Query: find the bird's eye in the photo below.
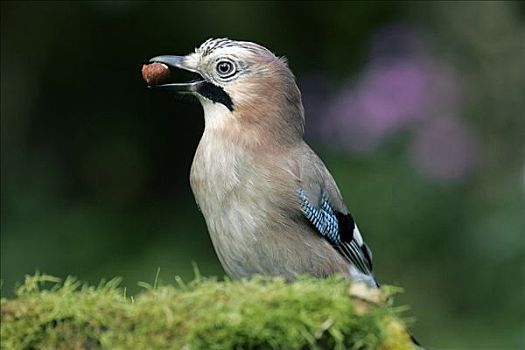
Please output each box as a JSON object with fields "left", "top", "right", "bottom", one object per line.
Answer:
{"left": 216, "top": 60, "right": 236, "bottom": 78}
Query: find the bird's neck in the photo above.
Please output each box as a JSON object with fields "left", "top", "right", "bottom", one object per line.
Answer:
{"left": 198, "top": 97, "right": 304, "bottom": 151}
{"left": 199, "top": 97, "right": 234, "bottom": 131}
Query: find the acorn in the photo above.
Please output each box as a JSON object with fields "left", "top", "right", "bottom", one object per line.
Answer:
{"left": 141, "top": 62, "right": 170, "bottom": 86}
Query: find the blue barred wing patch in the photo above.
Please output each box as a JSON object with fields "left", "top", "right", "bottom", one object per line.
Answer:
{"left": 298, "top": 188, "right": 340, "bottom": 244}
{"left": 298, "top": 188, "right": 374, "bottom": 278}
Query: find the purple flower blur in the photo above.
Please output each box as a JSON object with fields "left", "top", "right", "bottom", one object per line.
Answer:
{"left": 409, "top": 116, "right": 479, "bottom": 181}
{"left": 302, "top": 24, "right": 479, "bottom": 182}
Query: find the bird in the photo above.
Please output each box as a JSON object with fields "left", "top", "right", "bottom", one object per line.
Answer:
{"left": 148, "top": 38, "right": 378, "bottom": 287}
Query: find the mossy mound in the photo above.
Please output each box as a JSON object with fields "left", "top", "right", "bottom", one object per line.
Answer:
{"left": 1, "top": 273, "right": 415, "bottom": 349}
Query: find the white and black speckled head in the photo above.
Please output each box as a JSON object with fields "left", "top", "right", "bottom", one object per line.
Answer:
{"left": 149, "top": 38, "right": 305, "bottom": 145}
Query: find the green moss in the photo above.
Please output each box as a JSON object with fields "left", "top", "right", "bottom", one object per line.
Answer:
{"left": 1, "top": 273, "right": 416, "bottom": 349}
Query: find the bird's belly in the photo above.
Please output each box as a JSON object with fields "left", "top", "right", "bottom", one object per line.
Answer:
{"left": 191, "top": 178, "right": 274, "bottom": 278}
{"left": 206, "top": 209, "right": 350, "bottom": 280}
{"left": 191, "top": 178, "right": 349, "bottom": 279}
{"left": 189, "top": 138, "right": 350, "bottom": 280}
{"left": 189, "top": 142, "right": 262, "bottom": 277}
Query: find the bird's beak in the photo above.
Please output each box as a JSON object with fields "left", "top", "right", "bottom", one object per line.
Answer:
{"left": 148, "top": 55, "right": 204, "bottom": 92}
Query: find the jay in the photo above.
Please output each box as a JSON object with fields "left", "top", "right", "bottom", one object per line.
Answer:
{"left": 148, "top": 38, "right": 379, "bottom": 287}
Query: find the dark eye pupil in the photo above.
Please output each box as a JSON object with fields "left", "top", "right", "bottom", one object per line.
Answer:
{"left": 218, "top": 62, "right": 232, "bottom": 74}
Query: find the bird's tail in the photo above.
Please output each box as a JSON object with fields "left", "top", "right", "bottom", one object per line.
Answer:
{"left": 410, "top": 333, "right": 425, "bottom": 349}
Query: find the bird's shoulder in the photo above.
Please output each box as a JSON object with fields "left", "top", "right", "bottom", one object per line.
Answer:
{"left": 285, "top": 142, "right": 347, "bottom": 214}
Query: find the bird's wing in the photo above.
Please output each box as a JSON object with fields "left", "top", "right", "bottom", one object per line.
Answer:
{"left": 294, "top": 143, "right": 376, "bottom": 283}
{"left": 297, "top": 188, "right": 373, "bottom": 276}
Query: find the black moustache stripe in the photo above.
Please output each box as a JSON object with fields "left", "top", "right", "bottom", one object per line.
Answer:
{"left": 197, "top": 82, "right": 234, "bottom": 112}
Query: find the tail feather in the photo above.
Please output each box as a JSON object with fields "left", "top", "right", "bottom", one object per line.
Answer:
{"left": 410, "top": 333, "right": 424, "bottom": 349}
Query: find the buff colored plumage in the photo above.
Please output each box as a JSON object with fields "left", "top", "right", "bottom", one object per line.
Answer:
{"left": 149, "top": 38, "right": 377, "bottom": 286}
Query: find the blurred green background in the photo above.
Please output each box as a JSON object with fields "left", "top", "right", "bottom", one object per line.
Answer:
{"left": 1, "top": 1, "right": 524, "bottom": 348}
